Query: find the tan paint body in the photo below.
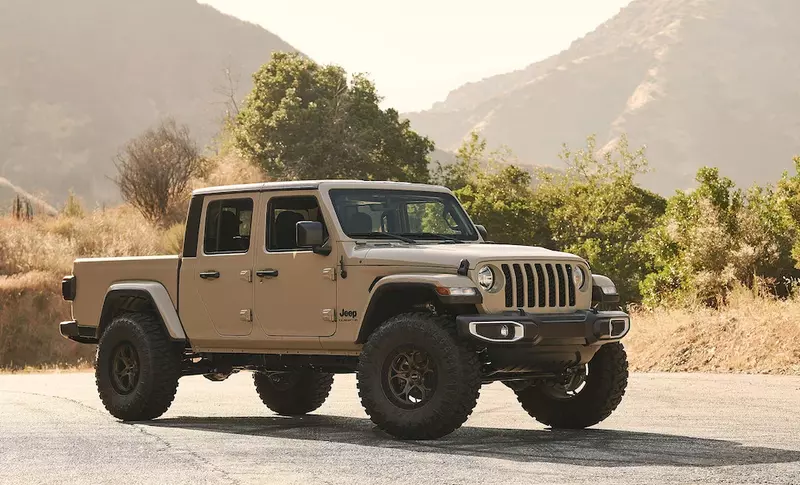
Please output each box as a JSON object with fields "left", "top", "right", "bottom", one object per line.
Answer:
{"left": 69, "top": 181, "right": 593, "bottom": 355}
{"left": 71, "top": 256, "right": 180, "bottom": 328}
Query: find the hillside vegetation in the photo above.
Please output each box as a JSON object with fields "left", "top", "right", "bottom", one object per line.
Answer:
{"left": 3, "top": 45, "right": 800, "bottom": 374}
{"left": 406, "top": 0, "right": 800, "bottom": 195}
{"left": 0, "top": 155, "right": 264, "bottom": 368}
{"left": 0, "top": 0, "right": 298, "bottom": 204}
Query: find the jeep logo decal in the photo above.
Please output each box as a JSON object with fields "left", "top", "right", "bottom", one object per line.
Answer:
{"left": 339, "top": 309, "right": 358, "bottom": 321}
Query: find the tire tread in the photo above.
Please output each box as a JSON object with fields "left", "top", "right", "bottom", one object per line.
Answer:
{"left": 253, "top": 371, "right": 334, "bottom": 416}
{"left": 357, "top": 312, "right": 481, "bottom": 440}
{"left": 515, "top": 342, "right": 628, "bottom": 429}
{"left": 96, "top": 312, "right": 182, "bottom": 421}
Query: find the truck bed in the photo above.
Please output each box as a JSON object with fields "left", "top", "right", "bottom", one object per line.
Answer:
{"left": 70, "top": 255, "right": 180, "bottom": 331}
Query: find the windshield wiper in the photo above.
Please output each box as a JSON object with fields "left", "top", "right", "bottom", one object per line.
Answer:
{"left": 350, "top": 232, "right": 417, "bottom": 244}
{"left": 409, "top": 233, "right": 465, "bottom": 244}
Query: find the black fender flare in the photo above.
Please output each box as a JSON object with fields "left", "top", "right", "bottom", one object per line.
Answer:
{"left": 99, "top": 282, "right": 187, "bottom": 341}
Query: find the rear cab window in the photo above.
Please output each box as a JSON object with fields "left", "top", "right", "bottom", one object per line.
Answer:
{"left": 203, "top": 198, "right": 254, "bottom": 254}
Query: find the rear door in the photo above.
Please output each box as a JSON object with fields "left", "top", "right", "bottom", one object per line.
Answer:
{"left": 191, "top": 193, "right": 257, "bottom": 337}
{"left": 253, "top": 192, "right": 337, "bottom": 337}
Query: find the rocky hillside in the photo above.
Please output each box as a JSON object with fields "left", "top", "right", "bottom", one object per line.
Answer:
{"left": 0, "top": 0, "right": 297, "bottom": 205}
{"left": 405, "top": 0, "right": 800, "bottom": 193}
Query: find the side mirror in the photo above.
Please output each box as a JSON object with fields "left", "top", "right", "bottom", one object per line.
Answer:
{"left": 296, "top": 221, "right": 330, "bottom": 255}
{"left": 475, "top": 224, "right": 488, "bottom": 240}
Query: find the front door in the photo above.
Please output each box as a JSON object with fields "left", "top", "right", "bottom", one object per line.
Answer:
{"left": 254, "top": 193, "right": 337, "bottom": 337}
{"left": 193, "top": 194, "right": 256, "bottom": 336}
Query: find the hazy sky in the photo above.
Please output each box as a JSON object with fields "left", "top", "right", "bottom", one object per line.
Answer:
{"left": 200, "top": 1, "right": 632, "bottom": 112}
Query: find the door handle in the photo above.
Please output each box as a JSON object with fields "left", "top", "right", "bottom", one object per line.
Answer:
{"left": 256, "top": 269, "right": 279, "bottom": 278}
{"left": 199, "top": 271, "right": 220, "bottom": 280}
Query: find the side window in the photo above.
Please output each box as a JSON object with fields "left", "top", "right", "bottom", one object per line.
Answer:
{"left": 203, "top": 198, "right": 254, "bottom": 254}
{"left": 267, "top": 196, "right": 328, "bottom": 251}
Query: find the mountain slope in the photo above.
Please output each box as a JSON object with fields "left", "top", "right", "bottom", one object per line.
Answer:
{"left": 0, "top": 0, "right": 298, "bottom": 205}
{"left": 405, "top": 0, "right": 800, "bottom": 193}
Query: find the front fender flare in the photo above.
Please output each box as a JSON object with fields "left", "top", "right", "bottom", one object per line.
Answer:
{"left": 101, "top": 281, "right": 187, "bottom": 340}
{"left": 356, "top": 274, "right": 481, "bottom": 343}
{"left": 370, "top": 273, "right": 481, "bottom": 304}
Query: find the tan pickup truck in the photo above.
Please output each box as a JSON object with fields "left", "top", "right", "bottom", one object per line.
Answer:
{"left": 60, "top": 180, "right": 629, "bottom": 440}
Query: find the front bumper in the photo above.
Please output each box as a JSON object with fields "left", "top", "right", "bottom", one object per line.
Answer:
{"left": 456, "top": 309, "right": 630, "bottom": 346}
{"left": 59, "top": 321, "right": 98, "bottom": 344}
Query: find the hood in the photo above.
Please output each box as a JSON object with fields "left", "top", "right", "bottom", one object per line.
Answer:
{"left": 350, "top": 243, "right": 585, "bottom": 269}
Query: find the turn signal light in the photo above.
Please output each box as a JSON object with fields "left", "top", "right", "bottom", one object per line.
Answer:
{"left": 436, "top": 287, "right": 478, "bottom": 297}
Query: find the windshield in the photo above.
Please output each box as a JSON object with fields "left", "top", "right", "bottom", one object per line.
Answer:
{"left": 329, "top": 189, "right": 479, "bottom": 242}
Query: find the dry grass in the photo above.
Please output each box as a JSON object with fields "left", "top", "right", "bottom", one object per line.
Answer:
{"left": 0, "top": 207, "right": 171, "bottom": 369}
{"left": 0, "top": 205, "right": 168, "bottom": 276}
{"left": 196, "top": 152, "right": 267, "bottom": 188}
{"left": 0, "top": 153, "right": 267, "bottom": 369}
{"left": 0, "top": 271, "right": 94, "bottom": 368}
{"left": 628, "top": 286, "right": 800, "bottom": 375}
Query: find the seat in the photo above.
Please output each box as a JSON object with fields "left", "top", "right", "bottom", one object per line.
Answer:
{"left": 347, "top": 212, "right": 373, "bottom": 234}
{"left": 218, "top": 211, "right": 243, "bottom": 251}
{"left": 274, "top": 211, "right": 305, "bottom": 249}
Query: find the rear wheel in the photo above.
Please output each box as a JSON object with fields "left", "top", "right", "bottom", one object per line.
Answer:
{"left": 357, "top": 313, "right": 481, "bottom": 440}
{"left": 514, "top": 342, "right": 628, "bottom": 429}
{"left": 253, "top": 370, "right": 334, "bottom": 416}
{"left": 95, "top": 313, "right": 182, "bottom": 421}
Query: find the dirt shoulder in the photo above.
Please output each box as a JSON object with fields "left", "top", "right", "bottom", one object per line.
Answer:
{"left": 627, "top": 292, "right": 800, "bottom": 375}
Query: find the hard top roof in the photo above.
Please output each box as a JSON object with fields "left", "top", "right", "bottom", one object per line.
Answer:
{"left": 192, "top": 180, "right": 450, "bottom": 196}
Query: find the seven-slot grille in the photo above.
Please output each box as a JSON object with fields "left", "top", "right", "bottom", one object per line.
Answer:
{"left": 500, "top": 263, "right": 576, "bottom": 309}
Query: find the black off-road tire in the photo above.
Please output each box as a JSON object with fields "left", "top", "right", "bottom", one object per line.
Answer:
{"left": 515, "top": 342, "right": 629, "bottom": 429}
{"left": 253, "top": 370, "right": 334, "bottom": 416}
{"left": 95, "top": 313, "right": 182, "bottom": 421}
{"left": 357, "top": 312, "right": 481, "bottom": 440}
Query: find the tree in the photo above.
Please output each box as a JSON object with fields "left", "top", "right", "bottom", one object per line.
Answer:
{"left": 639, "top": 166, "right": 800, "bottom": 306}
{"left": 776, "top": 157, "right": 800, "bottom": 268}
{"left": 456, "top": 164, "right": 543, "bottom": 245}
{"left": 432, "top": 131, "right": 484, "bottom": 191}
{"left": 62, "top": 190, "right": 85, "bottom": 218}
{"left": 435, "top": 132, "right": 544, "bottom": 245}
{"left": 234, "top": 52, "right": 432, "bottom": 182}
{"left": 114, "top": 118, "right": 201, "bottom": 225}
{"left": 535, "top": 135, "right": 666, "bottom": 304}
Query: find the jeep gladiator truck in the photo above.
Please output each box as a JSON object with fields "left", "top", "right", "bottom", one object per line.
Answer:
{"left": 60, "top": 180, "right": 629, "bottom": 440}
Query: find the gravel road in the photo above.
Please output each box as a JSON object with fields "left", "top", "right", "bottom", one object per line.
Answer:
{"left": 1, "top": 372, "right": 798, "bottom": 484}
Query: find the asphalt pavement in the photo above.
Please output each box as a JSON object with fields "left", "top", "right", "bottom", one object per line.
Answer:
{"left": 1, "top": 372, "right": 799, "bottom": 484}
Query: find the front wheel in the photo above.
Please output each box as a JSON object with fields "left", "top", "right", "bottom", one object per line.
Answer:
{"left": 357, "top": 313, "right": 481, "bottom": 440}
{"left": 514, "top": 342, "right": 629, "bottom": 429}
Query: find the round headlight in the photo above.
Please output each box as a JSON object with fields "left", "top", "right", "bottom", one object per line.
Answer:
{"left": 477, "top": 266, "right": 495, "bottom": 290}
{"left": 573, "top": 266, "right": 586, "bottom": 290}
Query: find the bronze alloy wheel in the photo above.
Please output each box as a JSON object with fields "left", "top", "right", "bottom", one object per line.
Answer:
{"left": 110, "top": 341, "right": 140, "bottom": 395}
{"left": 382, "top": 346, "right": 438, "bottom": 409}
{"left": 357, "top": 312, "right": 482, "bottom": 440}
